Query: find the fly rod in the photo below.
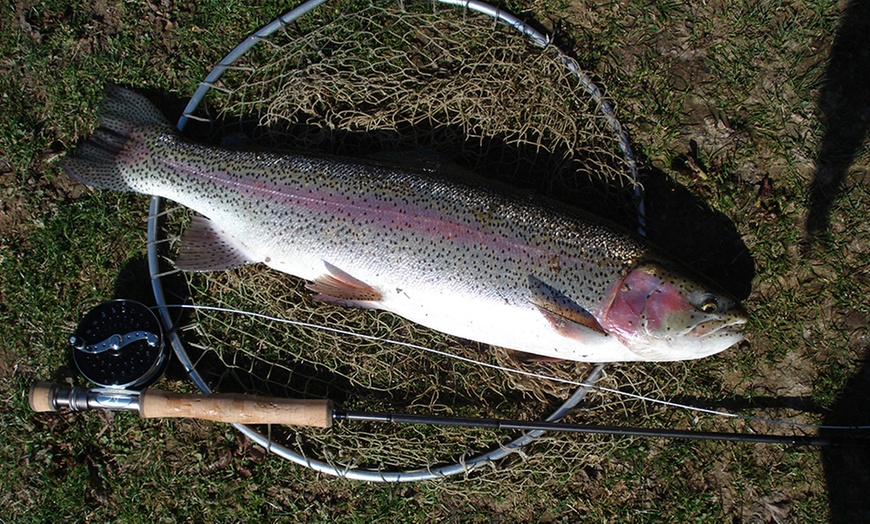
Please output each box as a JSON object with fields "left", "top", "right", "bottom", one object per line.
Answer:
{"left": 29, "top": 381, "right": 867, "bottom": 448}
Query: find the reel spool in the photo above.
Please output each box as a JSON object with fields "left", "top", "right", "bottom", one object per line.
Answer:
{"left": 70, "top": 299, "right": 167, "bottom": 389}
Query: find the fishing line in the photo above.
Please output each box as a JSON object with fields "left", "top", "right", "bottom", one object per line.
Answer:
{"left": 156, "top": 303, "right": 870, "bottom": 432}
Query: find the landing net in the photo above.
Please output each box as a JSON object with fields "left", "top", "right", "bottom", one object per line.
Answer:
{"left": 148, "top": 0, "right": 648, "bottom": 482}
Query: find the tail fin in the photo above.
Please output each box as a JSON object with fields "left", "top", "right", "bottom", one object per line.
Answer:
{"left": 60, "top": 85, "right": 174, "bottom": 191}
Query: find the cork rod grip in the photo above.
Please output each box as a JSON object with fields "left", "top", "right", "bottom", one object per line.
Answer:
{"left": 139, "top": 390, "right": 334, "bottom": 428}
{"left": 29, "top": 381, "right": 58, "bottom": 412}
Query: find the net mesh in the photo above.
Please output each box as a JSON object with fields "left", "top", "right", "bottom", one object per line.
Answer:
{"left": 194, "top": 1, "right": 637, "bottom": 206}
{"left": 155, "top": 0, "right": 674, "bottom": 478}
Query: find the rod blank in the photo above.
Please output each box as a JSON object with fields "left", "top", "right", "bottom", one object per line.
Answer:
{"left": 335, "top": 411, "right": 863, "bottom": 447}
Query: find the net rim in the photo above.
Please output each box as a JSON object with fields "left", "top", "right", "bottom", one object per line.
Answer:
{"left": 147, "top": 0, "right": 637, "bottom": 482}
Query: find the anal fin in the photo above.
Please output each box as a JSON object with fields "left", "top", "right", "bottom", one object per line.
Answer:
{"left": 307, "top": 262, "right": 383, "bottom": 308}
{"left": 175, "top": 215, "right": 257, "bottom": 272}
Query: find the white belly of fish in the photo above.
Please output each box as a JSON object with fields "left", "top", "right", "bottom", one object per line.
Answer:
{"left": 377, "top": 287, "right": 640, "bottom": 362}
{"left": 261, "top": 249, "right": 639, "bottom": 363}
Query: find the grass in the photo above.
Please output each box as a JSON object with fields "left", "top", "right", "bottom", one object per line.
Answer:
{"left": 2, "top": 0, "right": 869, "bottom": 522}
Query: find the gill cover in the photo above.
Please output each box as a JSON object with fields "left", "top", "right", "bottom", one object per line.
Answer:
{"left": 598, "top": 261, "right": 746, "bottom": 360}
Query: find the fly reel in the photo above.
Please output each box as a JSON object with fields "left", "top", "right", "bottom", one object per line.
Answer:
{"left": 70, "top": 299, "right": 167, "bottom": 389}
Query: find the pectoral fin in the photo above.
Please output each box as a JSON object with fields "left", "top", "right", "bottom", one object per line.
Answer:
{"left": 175, "top": 216, "right": 257, "bottom": 272}
{"left": 528, "top": 275, "right": 611, "bottom": 345}
{"left": 307, "top": 262, "right": 383, "bottom": 308}
{"left": 506, "top": 349, "right": 566, "bottom": 363}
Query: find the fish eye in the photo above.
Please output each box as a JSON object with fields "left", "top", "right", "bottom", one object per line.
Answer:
{"left": 700, "top": 296, "right": 718, "bottom": 313}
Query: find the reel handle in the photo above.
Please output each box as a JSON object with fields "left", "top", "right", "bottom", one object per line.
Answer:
{"left": 29, "top": 381, "right": 334, "bottom": 428}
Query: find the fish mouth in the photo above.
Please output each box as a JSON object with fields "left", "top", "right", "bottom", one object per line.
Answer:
{"left": 694, "top": 317, "right": 747, "bottom": 339}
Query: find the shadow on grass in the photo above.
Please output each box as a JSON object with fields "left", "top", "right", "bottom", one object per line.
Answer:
{"left": 806, "top": 0, "right": 870, "bottom": 241}
{"left": 822, "top": 349, "right": 870, "bottom": 523}
{"left": 804, "top": 1, "right": 870, "bottom": 521}
{"left": 638, "top": 162, "right": 754, "bottom": 301}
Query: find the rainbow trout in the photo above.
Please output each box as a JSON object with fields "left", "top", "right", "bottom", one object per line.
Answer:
{"left": 61, "top": 86, "right": 746, "bottom": 362}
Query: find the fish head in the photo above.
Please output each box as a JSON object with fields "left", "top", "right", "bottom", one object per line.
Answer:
{"left": 598, "top": 260, "right": 747, "bottom": 361}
